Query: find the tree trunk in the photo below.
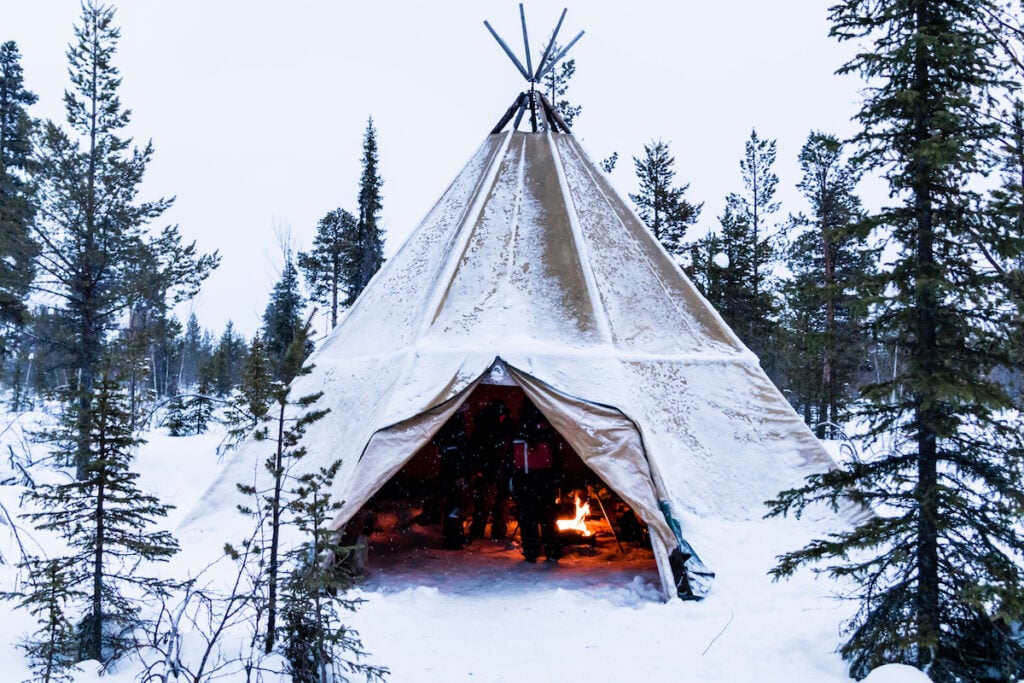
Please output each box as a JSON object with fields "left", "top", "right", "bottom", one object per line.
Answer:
{"left": 330, "top": 269, "right": 339, "bottom": 329}
{"left": 264, "top": 399, "right": 286, "bottom": 654}
{"left": 90, "top": 463, "right": 106, "bottom": 661}
{"left": 77, "top": 14, "right": 101, "bottom": 480}
{"left": 912, "top": 1, "right": 940, "bottom": 666}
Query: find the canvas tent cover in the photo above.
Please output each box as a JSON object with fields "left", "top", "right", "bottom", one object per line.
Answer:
{"left": 188, "top": 129, "right": 837, "bottom": 600}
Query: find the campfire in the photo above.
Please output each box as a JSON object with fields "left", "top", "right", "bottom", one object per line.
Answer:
{"left": 556, "top": 493, "right": 595, "bottom": 543}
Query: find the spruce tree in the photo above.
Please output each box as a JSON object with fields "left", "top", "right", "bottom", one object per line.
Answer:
{"left": 350, "top": 118, "right": 384, "bottom": 305}
{"left": 0, "top": 40, "right": 39, "bottom": 332}
{"left": 24, "top": 364, "right": 179, "bottom": 662}
{"left": 781, "top": 132, "right": 874, "bottom": 437}
{"left": 629, "top": 139, "right": 702, "bottom": 259}
{"left": 298, "top": 208, "right": 357, "bottom": 329}
{"left": 768, "top": 2, "right": 1024, "bottom": 680}
{"left": 31, "top": 2, "right": 216, "bottom": 478}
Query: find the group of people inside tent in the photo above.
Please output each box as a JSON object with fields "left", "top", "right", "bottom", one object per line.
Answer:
{"left": 432, "top": 397, "right": 564, "bottom": 563}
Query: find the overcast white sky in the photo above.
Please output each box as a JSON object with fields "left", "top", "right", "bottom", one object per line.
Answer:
{"left": 6, "top": 1, "right": 866, "bottom": 338}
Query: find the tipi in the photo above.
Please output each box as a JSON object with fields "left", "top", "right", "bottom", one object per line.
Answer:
{"left": 188, "top": 15, "right": 838, "bottom": 602}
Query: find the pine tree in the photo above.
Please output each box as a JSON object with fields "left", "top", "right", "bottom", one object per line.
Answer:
{"left": 162, "top": 394, "right": 189, "bottom": 436}
{"left": 279, "top": 460, "right": 387, "bottom": 683}
{"left": 31, "top": 2, "right": 216, "bottom": 478}
{"left": 697, "top": 130, "right": 782, "bottom": 374}
{"left": 203, "top": 321, "right": 247, "bottom": 396}
{"left": 0, "top": 40, "right": 40, "bottom": 333}
{"left": 685, "top": 231, "right": 726, "bottom": 302}
{"left": 768, "top": 3, "right": 1024, "bottom": 680}
{"left": 599, "top": 152, "right": 618, "bottom": 174}
{"left": 780, "top": 132, "right": 875, "bottom": 437}
{"left": 235, "top": 322, "right": 329, "bottom": 654}
{"left": 24, "top": 364, "right": 179, "bottom": 662}
{"left": 222, "top": 333, "right": 276, "bottom": 449}
{"left": 350, "top": 118, "right": 384, "bottom": 305}
{"left": 119, "top": 226, "right": 216, "bottom": 399}
{"left": 539, "top": 41, "right": 581, "bottom": 128}
{"left": 261, "top": 256, "right": 306, "bottom": 375}
{"left": 734, "top": 128, "right": 781, "bottom": 302}
{"left": 629, "top": 139, "right": 702, "bottom": 259}
{"left": 186, "top": 378, "right": 215, "bottom": 434}
{"left": 298, "top": 208, "right": 357, "bottom": 329}
{"left": 178, "top": 313, "right": 212, "bottom": 389}
{"left": 988, "top": 97, "right": 1024, "bottom": 371}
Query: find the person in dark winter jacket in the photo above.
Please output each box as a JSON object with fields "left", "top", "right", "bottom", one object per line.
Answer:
{"left": 511, "top": 399, "right": 562, "bottom": 562}
{"left": 468, "top": 399, "right": 517, "bottom": 540}
{"left": 433, "top": 405, "right": 470, "bottom": 549}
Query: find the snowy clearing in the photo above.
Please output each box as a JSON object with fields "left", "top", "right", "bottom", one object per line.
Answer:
{"left": 0, "top": 414, "right": 931, "bottom": 682}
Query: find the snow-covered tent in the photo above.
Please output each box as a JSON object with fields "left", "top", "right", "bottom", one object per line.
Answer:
{"left": 188, "top": 89, "right": 837, "bottom": 600}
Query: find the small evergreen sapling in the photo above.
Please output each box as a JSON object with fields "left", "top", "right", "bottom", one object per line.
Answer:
{"left": 163, "top": 395, "right": 189, "bottom": 437}
{"left": 234, "top": 322, "right": 329, "bottom": 654}
{"left": 23, "top": 365, "right": 179, "bottom": 662}
{"left": 3, "top": 556, "right": 81, "bottom": 683}
{"left": 221, "top": 333, "right": 276, "bottom": 450}
{"left": 183, "top": 378, "right": 216, "bottom": 435}
{"left": 164, "top": 380, "right": 215, "bottom": 437}
{"left": 280, "top": 460, "right": 387, "bottom": 683}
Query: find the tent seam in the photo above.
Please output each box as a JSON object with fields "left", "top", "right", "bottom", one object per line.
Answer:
{"left": 547, "top": 131, "right": 615, "bottom": 346}
{"left": 417, "top": 131, "right": 516, "bottom": 337}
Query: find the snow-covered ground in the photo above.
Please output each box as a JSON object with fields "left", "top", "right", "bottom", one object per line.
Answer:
{"left": 0, "top": 410, "right": 929, "bottom": 682}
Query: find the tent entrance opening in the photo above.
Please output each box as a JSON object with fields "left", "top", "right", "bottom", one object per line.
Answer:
{"left": 348, "top": 384, "right": 659, "bottom": 590}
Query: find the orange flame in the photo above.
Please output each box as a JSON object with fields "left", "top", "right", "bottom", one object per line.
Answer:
{"left": 556, "top": 495, "right": 592, "bottom": 536}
